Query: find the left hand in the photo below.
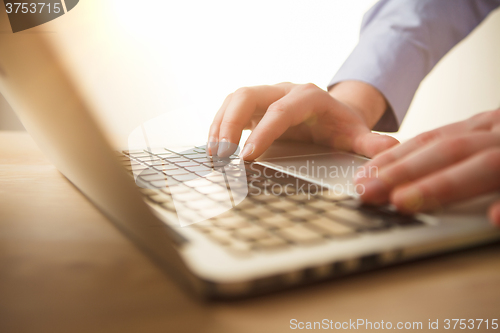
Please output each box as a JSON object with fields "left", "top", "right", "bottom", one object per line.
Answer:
{"left": 355, "top": 109, "right": 500, "bottom": 226}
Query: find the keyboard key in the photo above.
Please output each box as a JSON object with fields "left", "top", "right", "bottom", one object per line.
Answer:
{"left": 177, "top": 208, "right": 202, "bottom": 223}
{"left": 149, "top": 180, "right": 168, "bottom": 188}
{"left": 235, "top": 198, "right": 255, "bottom": 210}
{"left": 206, "top": 192, "right": 232, "bottom": 201}
{"left": 223, "top": 180, "right": 248, "bottom": 190}
{"left": 204, "top": 174, "right": 227, "bottom": 183}
{"left": 184, "top": 178, "right": 213, "bottom": 188}
{"left": 163, "top": 169, "right": 189, "bottom": 176}
{"left": 155, "top": 153, "right": 178, "bottom": 159}
{"left": 136, "top": 155, "right": 162, "bottom": 161}
{"left": 284, "top": 206, "right": 317, "bottom": 219}
{"left": 142, "top": 160, "right": 167, "bottom": 166}
{"left": 122, "top": 149, "right": 146, "bottom": 155}
{"left": 128, "top": 153, "right": 152, "bottom": 158}
{"left": 307, "top": 217, "right": 355, "bottom": 236}
{"left": 176, "top": 149, "right": 198, "bottom": 155}
{"left": 268, "top": 199, "right": 298, "bottom": 211}
{"left": 198, "top": 206, "right": 233, "bottom": 219}
{"left": 276, "top": 225, "right": 323, "bottom": 244}
{"left": 121, "top": 159, "right": 141, "bottom": 166}
{"left": 243, "top": 206, "right": 275, "bottom": 218}
{"left": 144, "top": 148, "right": 170, "bottom": 154}
{"left": 213, "top": 215, "right": 251, "bottom": 229}
{"left": 190, "top": 220, "right": 215, "bottom": 232}
{"left": 166, "top": 185, "right": 192, "bottom": 194}
{"left": 124, "top": 165, "right": 147, "bottom": 171}
{"left": 139, "top": 174, "right": 168, "bottom": 182}
{"left": 253, "top": 236, "right": 288, "bottom": 250}
{"left": 250, "top": 194, "right": 280, "bottom": 203}
{"left": 172, "top": 191, "right": 205, "bottom": 202}
{"left": 165, "top": 157, "right": 190, "bottom": 163}
{"left": 207, "top": 229, "right": 233, "bottom": 245}
{"left": 195, "top": 171, "right": 213, "bottom": 177}
{"left": 172, "top": 174, "right": 199, "bottom": 182}
{"left": 186, "top": 165, "right": 211, "bottom": 172}
{"left": 258, "top": 214, "right": 294, "bottom": 229}
{"left": 194, "top": 157, "right": 213, "bottom": 163}
{"left": 233, "top": 225, "right": 271, "bottom": 241}
{"left": 137, "top": 169, "right": 161, "bottom": 176}
{"left": 184, "top": 153, "right": 208, "bottom": 159}
{"left": 287, "top": 194, "right": 313, "bottom": 202}
{"left": 184, "top": 199, "right": 218, "bottom": 210}
{"left": 139, "top": 188, "right": 159, "bottom": 196}
{"left": 175, "top": 161, "right": 200, "bottom": 168}
{"left": 336, "top": 200, "right": 422, "bottom": 227}
{"left": 325, "top": 208, "right": 386, "bottom": 229}
{"left": 161, "top": 201, "right": 176, "bottom": 211}
{"left": 226, "top": 240, "right": 252, "bottom": 257}
{"left": 223, "top": 170, "right": 244, "bottom": 178}
{"left": 153, "top": 165, "right": 179, "bottom": 172}
{"left": 317, "top": 192, "right": 350, "bottom": 201}
{"left": 148, "top": 193, "right": 172, "bottom": 203}
{"left": 306, "top": 200, "right": 338, "bottom": 211}
{"left": 203, "top": 161, "right": 229, "bottom": 167}
{"left": 196, "top": 184, "right": 226, "bottom": 194}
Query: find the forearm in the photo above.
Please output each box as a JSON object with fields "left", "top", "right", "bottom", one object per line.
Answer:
{"left": 328, "top": 80, "right": 387, "bottom": 129}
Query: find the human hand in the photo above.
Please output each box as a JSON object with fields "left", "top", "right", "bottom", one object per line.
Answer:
{"left": 355, "top": 109, "right": 500, "bottom": 225}
{"left": 207, "top": 81, "right": 398, "bottom": 159}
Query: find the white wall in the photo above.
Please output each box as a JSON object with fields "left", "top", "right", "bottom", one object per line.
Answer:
{"left": 395, "top": 8, "right": 500, "bottom": 142}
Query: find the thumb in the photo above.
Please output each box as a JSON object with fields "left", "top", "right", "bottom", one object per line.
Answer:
{"left": 353, "top": 131, "right": 399, "bottom": 158}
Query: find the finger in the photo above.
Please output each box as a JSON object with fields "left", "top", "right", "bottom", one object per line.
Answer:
{"left": 389, "top": 147, "right": 500, "bottom": 213}
{"left": 363, "top": 111, "right": 500, "bottom": 172}
{"left": 466, "top": 108, "right": 500, "bottom": 132}
{"left": 217, "top": 85, "right": 289, "bottom": 157}
{"left": 352, "top": 132, "right": 399, "bottom": 159}
{"left": 207, "top": 93, "right": 233, "bottom": 155}
{"left": 489, "top": 199, "right": 500, "bottom": 226}
{"left": 362, "top": 119, "right": 475, "bottom": 172}
{"left": 359, "top": 132, "right": 500, "bottom": 204}
{"left": 239, "top": 84, "right": 331, "bottom": 160}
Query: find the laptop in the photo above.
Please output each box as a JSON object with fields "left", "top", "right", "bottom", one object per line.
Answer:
{"left": 1, "top": 10, "right": 499, "bottom": 300}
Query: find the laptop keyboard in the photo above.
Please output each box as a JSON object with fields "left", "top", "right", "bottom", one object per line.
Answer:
{"left": 118, "top": 146, "right": 425, "bottom": 257}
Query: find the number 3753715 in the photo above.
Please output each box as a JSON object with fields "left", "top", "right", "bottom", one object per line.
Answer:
{"left": 5, "top": 3, "right": 62, "bottom": 14}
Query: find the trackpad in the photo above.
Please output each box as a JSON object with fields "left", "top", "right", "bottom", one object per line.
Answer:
{"left": 257, "top": 152, "right": 369, "bottom": 196}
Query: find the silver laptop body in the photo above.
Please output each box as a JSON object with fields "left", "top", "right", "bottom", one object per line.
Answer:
{"left": 1, "top": 11, "right": 499, "bottom": 299}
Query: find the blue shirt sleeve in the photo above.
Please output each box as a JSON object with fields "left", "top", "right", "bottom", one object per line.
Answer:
{"left": 328, "top": 0, "right": 500, "bottom": 132}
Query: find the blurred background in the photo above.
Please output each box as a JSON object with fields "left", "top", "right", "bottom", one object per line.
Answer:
{"left": 1, "top": 0, "right": 499, "bottom": 144}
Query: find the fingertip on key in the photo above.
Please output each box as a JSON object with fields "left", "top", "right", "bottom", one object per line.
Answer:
{"left": 207, "top": 137, "right": 218, "bottom": 156}
{"left": 239, "top": 143, "right": 255, "bottom": 160}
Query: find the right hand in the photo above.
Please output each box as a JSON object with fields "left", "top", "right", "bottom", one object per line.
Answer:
{"left": 207, "top": 81, "right": 399, "bottom": 160}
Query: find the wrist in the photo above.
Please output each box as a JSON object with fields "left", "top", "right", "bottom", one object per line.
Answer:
{"left": 328, "top": 80, "right": 387, "bottom": 129}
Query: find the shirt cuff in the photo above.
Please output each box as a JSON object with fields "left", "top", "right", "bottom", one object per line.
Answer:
{"left": 328, "top": 28, "right": 430, "bottom": 132}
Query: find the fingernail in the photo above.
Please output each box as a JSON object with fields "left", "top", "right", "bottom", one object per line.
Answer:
{"left": 396, "top": 187, "right": 425, "bottom": 212}
{"left": 217, "top": 138, "right": 230, "bottom": 157}
{"left": 207, "top": 137, "right": 218, "bottom": 155}
{"left": 239, "top": 143, "right": 255, "bottom": 159}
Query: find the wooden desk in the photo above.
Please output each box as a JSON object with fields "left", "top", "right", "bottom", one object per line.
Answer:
{"left": 1, "top": 131, "right": 499, "bottom": 333}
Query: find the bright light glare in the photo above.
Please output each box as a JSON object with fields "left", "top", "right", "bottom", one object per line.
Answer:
{"left": 50, "top": 0, "right": 377, "bottom": 147}
{"left": 109, "top": 0, "right": 377, "bottom": 145}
